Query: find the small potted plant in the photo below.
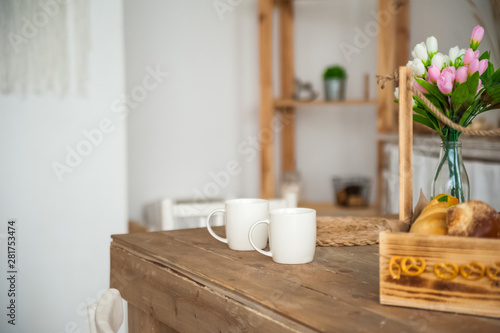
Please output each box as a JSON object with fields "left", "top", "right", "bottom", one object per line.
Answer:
{"left": 323, "top": 65, "right": 347, "bottom": 101}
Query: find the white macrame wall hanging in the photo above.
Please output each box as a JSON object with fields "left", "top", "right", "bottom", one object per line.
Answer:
{"left": 0, "top": 0, "right": 90, "bottom": 96}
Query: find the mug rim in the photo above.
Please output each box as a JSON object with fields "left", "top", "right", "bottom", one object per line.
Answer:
{"left": 270, "top": 208, "right": 316, "bottom": 216}
{"left": 225, "top": 198, "right": 268, "bottom": 205}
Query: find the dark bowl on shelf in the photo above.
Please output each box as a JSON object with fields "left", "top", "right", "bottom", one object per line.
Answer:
{"left": 332, "top": 176, "right": 371, "bottom": 207}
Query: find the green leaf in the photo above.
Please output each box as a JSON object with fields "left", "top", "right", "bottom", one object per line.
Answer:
{"left": 465, "top": 72, "right": 480, "bottom": 105}
{"left": 437, "top": 195, "right": 449, "bottom": 202}
{"left": 413, "top": 114, "right": 436, "bottom": 131}
{"left": 479, "top": 51, "right": 490, "bottom": 61}
{"left": 413, "top": 107, "right": 427, "bottom": 116}
{"left": 451, "top": 83, "right": 469, "bottom": 112}
{"left": 482, "top": 62, "right": 495, "bottom": 78}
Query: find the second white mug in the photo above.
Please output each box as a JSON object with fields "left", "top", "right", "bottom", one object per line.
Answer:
{"left": 248, "top": 208, "right": 316, "bottom": 264}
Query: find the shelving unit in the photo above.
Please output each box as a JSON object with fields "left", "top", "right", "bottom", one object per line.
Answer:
{"left": 274, "top": 99, "right": 378, "bottom": 108}
{"left": 258, "top": 0, "right": 409, "bottom": 214}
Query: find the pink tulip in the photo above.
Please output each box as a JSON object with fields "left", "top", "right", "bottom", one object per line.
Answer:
{"left": 463, "top": 48, "right": 475, "bottom": 65}
{"left": 456, "top": 66, "right": 468, "bottom": 83}
{"left": 428, "top": 65, "right": 440, "bottom": 83}
{"left": 469, "top": 59, "right": 479, "bottom": 75}
{"left": 478, "top": 59, "right": 488, "bottom": 75}
{"left": 437, "top": 74, "right": 453, "bottom": 95}
{"left": 441, "top": 66, "right": 456, "bottom": 82}
{"left": 413, "top": 80, "right": 428, "bottom": 94}
{"left": 477, "top": 79, "right": 482, "bottom": 94}
{"left": 470, "top": 25, "right": 484, "bottom": 50}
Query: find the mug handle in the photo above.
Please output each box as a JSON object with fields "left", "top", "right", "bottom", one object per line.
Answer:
{"left": 206, "top": 209, "right": 227, "bottom": 244}
{"left": 248, "top": 220, "right": 271, "bottom": 257}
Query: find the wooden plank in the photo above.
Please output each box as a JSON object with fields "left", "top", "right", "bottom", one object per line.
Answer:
{"left": 259, "top": 0, "right": 275, "bottom": 199}
{"left": 398, "top": 66, "right": 413, "bottom": 222}
{"left": 394, "top": 0, "right": 409, "bottom": 70}
{"left": 298, "top": 201, "right": 380, "bottom": 217}
{"left": 128, "top": 221, "right": 148, "bottom": 233}
{"left": 111, "top": 232, "right": 409, "bottom": 332}
{"left": 376, "top": 140, "right": 385, "bottom": 215}
{"left": 128, "top": 303, "right": 177, "bottom": 333}
{"left": 274, "top": 99, "right": 377, "bottom": 107}
{"left": 112, "top": 229, "right": 500, "bottom": 332}
{"left": 380, "top": 232, "right": 500, "bottom": 318}
{"left": 280, "top": 0, "right": 296, "bottom": 173}
{"left": 364, "top": 73, "right": 370, "bottom": 101}
{"left": 111, "top": 239, "right": 318, "bottom": 332}
{"left": 377, "top": 0, "right": 396, "bottom": 133}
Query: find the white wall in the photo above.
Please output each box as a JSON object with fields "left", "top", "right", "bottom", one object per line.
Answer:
{"left": 0, "top": 1, "right": 127, "bottom": 332}
{"left": 126, "top": 0, "right": 380, "bottom": 221}
{"left": 126, "top": 0, "right": 498, "bottom": 222}
{"left": 125, "top": 0, "right": 259, "bottom": 222}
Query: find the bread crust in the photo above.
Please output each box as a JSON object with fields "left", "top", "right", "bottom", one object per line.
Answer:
{"left": 447, "top": 200, "right": 500, "bottom": 238}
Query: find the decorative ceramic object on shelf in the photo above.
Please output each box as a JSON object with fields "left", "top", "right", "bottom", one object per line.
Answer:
{"left": 323, "top": 65, "right": 346, "bottom": 101}
{"left": 292, "top": 78, "right": 318, "bottom": 102}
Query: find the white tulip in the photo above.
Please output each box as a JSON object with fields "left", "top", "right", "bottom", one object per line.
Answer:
{"left": 448, "top": 46, "right": 460, "bottom": 63}
{"left": 426, "top": 36, "right": 438, "bottom": 54}
{"left": 443, "top": 55, "right": 451, "bottom": 66}
{"left": 406, "top": 60, "right": 413, "bottom": 67}
{"left": 413, "top": 42, "right": 428, "bottom": 62}
{"left": 394, "top": 87, "right": 399, "bottom": 99}
{"left": 412, "top": 59, "right": 426, "bottom": 77}
{"left": 431, "top": 53, "right": 445, "bottom": 70}
{"left": 459, "top": 48, "right": 466, "bottom": 57}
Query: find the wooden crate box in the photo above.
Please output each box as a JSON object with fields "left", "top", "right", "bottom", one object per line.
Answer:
{"left": 379, "top": 66, "right": 500, "bottom": 318}
{"left": 379, "top": 232, "right": 500, "bottom": 318}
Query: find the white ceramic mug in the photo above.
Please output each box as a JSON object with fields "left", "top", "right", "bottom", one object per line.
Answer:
{"left": 206, "top": 198, "right": 269, "bottom": 251}
{"left": 248, "top": 208, "right": 316, "bottom": 264}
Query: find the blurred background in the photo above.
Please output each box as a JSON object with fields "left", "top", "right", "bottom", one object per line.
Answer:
{"left": 0, "top": 0, "right": 499, "bottom": 332}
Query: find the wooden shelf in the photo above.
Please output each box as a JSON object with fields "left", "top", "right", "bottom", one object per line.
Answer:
{"left": 298, "top": 201, "right": 380, "bottom": 217}
{"left": 274, "top": 99, "right": 377, "bottom": 108}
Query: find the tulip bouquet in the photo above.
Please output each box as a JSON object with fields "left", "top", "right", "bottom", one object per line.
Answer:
{"left": 397, "top": 25, "right": 500, "bottom": 202}
{"left": 399, "top": 25, "right": 500, "bottom": 141}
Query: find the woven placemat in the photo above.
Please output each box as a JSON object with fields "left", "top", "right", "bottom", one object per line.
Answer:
{"left": 316, "top": 216, "right": 393, "bottom": 247}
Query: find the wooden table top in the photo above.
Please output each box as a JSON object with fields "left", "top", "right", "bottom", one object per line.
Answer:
{"left": 110, "top": 227, "right": 500, "bottom": 332}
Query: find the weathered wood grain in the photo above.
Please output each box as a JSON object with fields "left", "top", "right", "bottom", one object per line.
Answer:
{"left": 280, "top": 0, "right": 296, "bottom": 174}
{"left": 259, "top": 0, "right": 275, "bottom": 199}
{"left": 380, "top": 232, "right": 500, "bottom": 318}
{"left": 128, "top": 303, "right": 177, "bottom": 333}
{"left": 398, "top": 66, "right": 413, "bottom": 222}
{"left": 377, "top": 0, "right": 396, "bottom": 133}
{"left": 111, "top": 228, "right": 500, "bottom": 332}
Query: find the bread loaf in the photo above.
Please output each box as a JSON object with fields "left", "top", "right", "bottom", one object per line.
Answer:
{"left": 447, "top": 200, "right": 500, "bottom": 238}
{"left": 409, "top": 194, "right": 459, "bottom": 235}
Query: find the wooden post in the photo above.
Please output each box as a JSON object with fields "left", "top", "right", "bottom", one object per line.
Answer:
{"left": 398, "top": 66, "right": 413, "bottom": 222}
{"left": 377, "top": 0, "right": 396, "bottom": 133}
{"left": 259, "top": 0, "right": 274, "bottom": 199}
{"left": 395, "top": 0, "right": 410, "bottom": 69}
{"left": 280, "top": 0, "right": 295, "bottom": 174}
{"left": 364, "top": 73, "right": 370, "bottom": 101}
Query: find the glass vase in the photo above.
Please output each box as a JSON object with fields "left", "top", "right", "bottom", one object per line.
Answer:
{"left": 431, "top": 141, "right": 470, "bottom": 202}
